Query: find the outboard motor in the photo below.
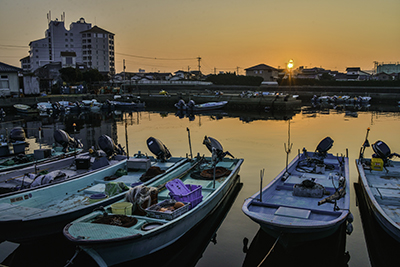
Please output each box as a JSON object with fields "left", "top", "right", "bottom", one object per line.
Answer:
{"left": 175, "top": 99, "right": 186, "bottom": 110}
{"left": 10, "top": 127, "right": 26, "bottom": 142}
{"left": 54, "top": 129, "right": 83, "bottom": 152}
{"left": 372, "top": 140, "right": 400, "bottom": 164}
{"left": 187, "top": 100, "right": 195, "bottom": 111}
{"left": 98, "top": 134, "right": 125, "bottom": 157}
{"left": 147, "top": 137, "right": 171, "bottom": 162}
{"left": 203, "top": 136, "right": 234, "bottom": 162}
{"left": 315, "top": 136, "right": 334, "bottom": 156}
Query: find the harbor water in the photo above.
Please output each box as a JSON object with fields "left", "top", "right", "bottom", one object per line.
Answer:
{"left": 1, "top": 102, "right": 400, "bottom": 266}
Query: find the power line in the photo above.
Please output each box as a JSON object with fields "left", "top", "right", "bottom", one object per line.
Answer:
{"left": 116, "top": 52, "right": 196, "bottom": 61}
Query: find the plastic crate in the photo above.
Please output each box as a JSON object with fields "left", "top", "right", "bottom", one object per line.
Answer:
{"left": 166, "top": 180, "right": 203, "bottom": 209}
{"left": 166, "top": 179, "right": 191, "bottom": 195}
{"left": 146, "top": 199, "right": 190, "bottom": 220}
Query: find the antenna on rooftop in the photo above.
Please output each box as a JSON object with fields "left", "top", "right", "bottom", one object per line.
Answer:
{"left": 47, "top": 11, "right": 51, "bottom": 24}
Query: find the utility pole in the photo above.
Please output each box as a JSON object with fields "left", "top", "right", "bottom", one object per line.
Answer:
{"left": 236, "top": 66, "right": 240, "bottom": 75}
{"left": 123, "top": 59, "right": 126, "bottom": 94}
{"left": 197, "top": 56, "right": 201, "bottom": 79}
{"left": 214, "top": 67, "right": 216, "bottom": 75}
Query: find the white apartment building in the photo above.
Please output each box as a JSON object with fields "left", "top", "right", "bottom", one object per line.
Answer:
{"left": 22, "top": 15, "right": 115, "bottom": 75}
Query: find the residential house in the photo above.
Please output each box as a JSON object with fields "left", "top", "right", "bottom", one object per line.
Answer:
{"left": 345, "top": 67, "right": 371, "bottom": 81}
{"left": 0, "top": 61, "right": 23, "bottom": 97}
{"left": 245, "top": 64, "right": 278, "bottom": 81}
{"left": 295, "top": 67, "right": 330, "bottom": 80}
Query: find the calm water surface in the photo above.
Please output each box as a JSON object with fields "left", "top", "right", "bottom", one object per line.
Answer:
{"left": 1, "top": 104, "right": 400, "bottom": 266}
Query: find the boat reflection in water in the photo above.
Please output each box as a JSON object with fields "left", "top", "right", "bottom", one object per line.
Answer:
{"left": 354, "top": 182, "right": 400, "bottom": 267}
{"left": 1, "top": 175, "right": 243, "bottom": 267}
{"left": 242, "top": 224, "right": 350, "bottom": 267}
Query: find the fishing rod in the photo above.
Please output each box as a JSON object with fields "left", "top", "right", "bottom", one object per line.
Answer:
{"left": 359, "top": 127, "right": 370, "bottom": 160}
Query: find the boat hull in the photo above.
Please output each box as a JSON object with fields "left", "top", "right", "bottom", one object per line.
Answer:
{"left": 356, "top": 159, "right": 400, "bottom": 243}
{"left": 242, "top": 151, "right": 350, "bottom": 247}
{"left": 64, "top": 158, "right": 243, "bottom": 266}
{"left": 0, "top": 156, "right": 189, "bottom": 243}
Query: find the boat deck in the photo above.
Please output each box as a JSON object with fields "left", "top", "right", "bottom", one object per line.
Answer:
{"left": 64, "top": 159, "right": 239, "bottom": 242}
{"left": 245, "top": 153, "right": 349, "bottom": 229}
{"left": 0, "top": 158, "right": 188, "bottom": 221}
{"left": 361, "top": 161, "right": 400, "bottom": 224}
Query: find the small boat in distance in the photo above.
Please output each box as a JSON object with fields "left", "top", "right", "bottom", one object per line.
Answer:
{"left": 356, "top": 128, "right": 400, "bottom": 243}
{"left": 175, "top": 99, "right": 228, "bottom": 112}
{"left": 13, "top": 104, "right": 39, "bottom": 115}
{"left": 63, "top": 136, "right": 243, "bottom": 266}
{"left": 0, "top": 127, "right": 28, "bottom": 158}
{"left": 242, "top": 137, "right": 352, "bottom": 247}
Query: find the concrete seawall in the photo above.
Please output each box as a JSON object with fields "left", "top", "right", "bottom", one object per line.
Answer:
{"left": 1, "top": 85, "right": 399, "bottom": 111}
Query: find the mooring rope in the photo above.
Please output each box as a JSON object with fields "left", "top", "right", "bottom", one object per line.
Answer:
{"left": 257, "top": 235, "right": 280, "bottom": 267}
{"left": 64, "top": 247, "right": 81, "bottom": 267}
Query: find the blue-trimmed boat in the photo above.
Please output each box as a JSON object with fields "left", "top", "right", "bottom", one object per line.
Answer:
{"left": 242, "top": 137, "right": 352, "bottom": 246}
{"left": 356, "top": 128, "right": 400, "bottom": 243}
{"left": 63, "top": 137, "right": 243, "bottom": 266}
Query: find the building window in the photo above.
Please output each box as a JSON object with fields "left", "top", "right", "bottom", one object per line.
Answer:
{"left": 87, "top": 34, "right": 91, "bottom": 37}
{"left": 65, "top": 33, "right": 68, "bottom": 36}
{"left": 65, "top": 44, "right": 68, "bottom": 47}
{"left": 65, "top": 39, "right": 68, "bottom": 42}
{"left": 70, "top": 33, "right": 73, "bottom": 36}
{"left": 66, "top": 57, "right": 73, "bottom": 64}
{"left": 0, "top": 75, "right": 9, "bottom": 89}
{"left": 82, "top": 34, "right": 86, "bottom": 37}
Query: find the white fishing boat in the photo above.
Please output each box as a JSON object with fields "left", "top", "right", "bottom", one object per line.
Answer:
{"left": 0, "top": 137, "right": 188, "bottom": 243}
{"left": 175, "top": 99, "right": 228, "bottom": 112}
{"left": 82, "top": 99, "right": 103, "bottom": 111}
{"left": 356, "top": 128, "right": 400, "bottom": 243}
{"left": 13, "top": 104, "right": 38, "bottom": 115}
{"left": 63, "top": 136, "right": 243, "bottom": 266}
{"left": 242, "top": 137, "right": 352, "bottom": 246}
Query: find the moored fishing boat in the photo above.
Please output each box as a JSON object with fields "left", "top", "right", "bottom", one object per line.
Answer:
{"left": 175, "top": 99, "right": 228, "bottom": 112}
{"left": 0, "top": 136, "right": 191, "bottom": 243}
{"left": 242, "top": 137, "right": 352, "bottom": 247}
{"left": 13, "top": 104, "right": 39, "bottom": 115}
{"left": 0, "top": 129, "right": 83, "bottom": 175}
{"left": 63, "top": 136, "right": 243, "bottom": 266}
{"left": 0, "top": 127, "right": 28, "bottom": 158}
{"left": 82, "top": 99, "right": 103, "bottom": 111}
{"left": 356, "top": 128, "right": 400, "bottom": 243}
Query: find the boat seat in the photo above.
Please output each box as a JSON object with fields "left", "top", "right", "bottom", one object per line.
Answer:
{"left": 275, "top": 206, "right": 311, "bottom": 219}
{"left": 252, "top": 201, "right": 342, "bottom": 217}
{"left": 84, "top": 183, "right": 106, "bottom": 195}
{"left": 216, "top": 161, "right": 235, "bottom": 169}
{"left": 375, "top": 188, "right": 400, "bottom": 202}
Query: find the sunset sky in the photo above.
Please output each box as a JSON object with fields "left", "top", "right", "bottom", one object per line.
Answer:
{"left": 1, "top": 0, "right": 399, "bottom": 74}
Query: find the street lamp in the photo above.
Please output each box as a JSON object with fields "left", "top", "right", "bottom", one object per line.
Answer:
{"left": 287, "top": 59, "right": 294, "bottom": 88}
